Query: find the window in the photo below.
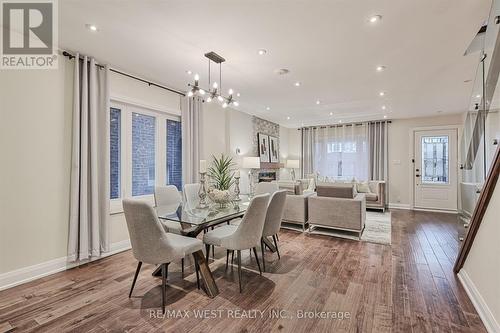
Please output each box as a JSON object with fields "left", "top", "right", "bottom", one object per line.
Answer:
{"left": 132, "top": 113, "right": 156, "bottom": 196}
{"left": 421, "top": 136, "right": 449, "bottom": 184}
{"left": 110, "top": 108, "right": 121, "bottom": 199}
{"left": 166, "top": 119, "right": 182, "bottom": 190}
{"left": 108, "top": 102, "right": 181, "bottom": 211}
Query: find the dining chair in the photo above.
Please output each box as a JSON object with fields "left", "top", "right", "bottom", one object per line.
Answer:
{"left": 183, "top": 183, "right": 200, "bottom": 209}
{"left": 255, "top": 182, "right": 279, "bottom": 196}
{"left": 202, "top": 193, "right": 270, "bottom": 292}
{"left": 122, "top": 199, "right": 202, "bottom": 313}
{"left": 154, "top": 185, "right": 185, "bottom": 275}
{"left": 260, "top": 190, "right": 287, "bottom": 272}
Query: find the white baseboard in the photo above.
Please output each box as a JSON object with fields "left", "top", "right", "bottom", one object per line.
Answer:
{"left": 458, "top": 269, "right": 500, "bottom": 333}
{"left": 0, "top": 239, "right": 131, "bottom": 291}
{"left": 388, "top": 203, "right": 412, "bottom": 210}
{"left": 413, "top": 207, "right": 457, "bottom": 214}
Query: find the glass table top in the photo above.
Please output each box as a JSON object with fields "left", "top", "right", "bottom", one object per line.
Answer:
{"left": 156, "top": 195, "right": 250, "bottom": 226}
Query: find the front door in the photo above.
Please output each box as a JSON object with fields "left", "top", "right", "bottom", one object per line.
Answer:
{"left": 414, "top": 129, "right": 458, "bottom": 211}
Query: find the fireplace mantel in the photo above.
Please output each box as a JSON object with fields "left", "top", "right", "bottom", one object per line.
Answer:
{"left": 260, "top": 162, "right": 284, "bottom": 169}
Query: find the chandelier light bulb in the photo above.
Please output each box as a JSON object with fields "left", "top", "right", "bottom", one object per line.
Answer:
{"left": 228, "top": 89, "right": 234, "bottom": 95}
{"left": 199, "top": 89, "right": 205, "bottom": 95}
{"left": 233, "top": 101, "right": 239, "bottom": 107}
{"left": 194, "top": 74, "right": 200, "bottom": 81}
{"left": 206, "top": 96, "right": 212, "bottom": 102}
{"left": 236, "top": 93, "right": 240, "bottom": 97}
{"left": 187, "top": 90, "right": 194, "bottom": 97}
{"left": 212, "top": 82, "right": 218, "bottom": 89}
{"left": 217, "top": 95, "right": 224, "bottom": 102}
{"left": 222, "top": 102, "right": 228, "bottom": 108}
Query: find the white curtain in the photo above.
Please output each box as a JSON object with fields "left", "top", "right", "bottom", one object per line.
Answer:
{"left": 313, "top": 124, "right": 369, "bottom": 181}
{"left": 368, "top": 121, "right": 389, "bottom": 181}
{"left": 181, "top": 96, "right": 204, "bottom": 184}
{"left": 68, "top": 54, "right": 110, "bottom": 262}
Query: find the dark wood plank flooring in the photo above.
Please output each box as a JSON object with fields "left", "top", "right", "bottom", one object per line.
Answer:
{"left": 0, "top": 210, "right": 487, "bottom": 332}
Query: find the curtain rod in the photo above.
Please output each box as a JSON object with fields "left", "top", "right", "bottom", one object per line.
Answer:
{"left": 62, "top": 51, "right": 186, "bottom": 97}
{"left": 297, "top": 120, "right": 391, "bottom": 130}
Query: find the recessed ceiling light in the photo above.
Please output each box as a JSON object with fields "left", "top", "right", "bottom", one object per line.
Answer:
{"left": 329, "top": 112, "right": 333, "bottom": 116}
{"left": 339, "top": 120, "right": 343, "bottom": 123}
{"left": 381, "top": 105, "right": 386, "bottom": 110}
{"left": 236, "top": 93, "right": 241, "bottom": 97}
{"left": 266, "top": 106, "right": 271, "bottom": 111}
{"left": 369, "top": 15, "right": 382, "bottom": 23}
{"left": 379, "top": 91, "right": 385, "bottom": 97}
{"left": 294, "top": 81, "right": 301, "bottom": 87}
{"left": 476, "top": 94, "right": 481, "bottom": 98}
{"left": 383, "top": 115, "right": 388, "bottom": 119}
{"left": 186, "top": 70, "right": 192, "bottom": 75}
{"left": 257, "top": 49, "right": 267, "bottom": 55}
{"left": 376, "top": 65, "right": 386, "bottom": 72}
{"left": 316, "top": 100, "right": 321, "bottom": 105}
{"left": 287, "top": 116, "right": 291, "bottom": 120}
{"left": 86, "top": 24, "right": 98, "bottom": 32}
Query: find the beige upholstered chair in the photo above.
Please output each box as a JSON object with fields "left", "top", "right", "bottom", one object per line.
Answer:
{"left": 255, "top": 182, "right": 279, "bottom": 195}
{"left": 365, "top": 181, "right": 386, "bottom": 212}
{"left": 183, "top": 183, "right": 200, "bottom": 209}
{"left": 203, "top": 194, "right": 270, "bottom": 292}
{"left": 308, "top": 183, "right": 366, "bottom": 238}
{"left": 260, "top": 190, "right": 287, "bottom": 271}
{"left": 123, "top": 199, "right": 202, "bottom": 313}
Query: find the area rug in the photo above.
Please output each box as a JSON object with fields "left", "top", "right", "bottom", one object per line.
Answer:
{"left": 308, "top": 211, "right": 392, "bottom": 245}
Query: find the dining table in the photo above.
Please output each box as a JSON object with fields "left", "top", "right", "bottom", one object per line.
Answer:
{"left": 154, "top": 196, "right": 251, "bottom": 298}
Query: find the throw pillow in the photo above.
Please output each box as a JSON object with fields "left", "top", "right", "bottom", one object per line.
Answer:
{"left": 357, "top": 182, "right": 371, "bottom": 193}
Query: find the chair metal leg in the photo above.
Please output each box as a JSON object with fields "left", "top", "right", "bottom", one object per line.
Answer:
{"left": 260, "top": 239, "right": 266, "bottom": 272}
{"left": 273, "top": 235, "right": 280, "bottom": 260}
{"left": 276, "top": 234, "right": 279, "bottom": 242}
{"left": 212, "top": 245, "right": 215, "bottom": 259}
{"left": 226, "top": 250, "right": 229, "bottom": 270}
{"left": 193, "top": 256, "right": 200, "bottom": 290}
{"left": 205, "top": 244, "right": 210, "bottom": 262}
{"left": 161, "top": 263, "right": 167, "bottom": 313}
{"left": 129, "top": 261, "right": 142, "bottom": 298}
{"left": 253, "top": 247, "right": 262, "bottom": 275}
{"left": 231, "top": 250, "right": 234, "bottom": 266}
{"left": 181, "top": 258, "right": 184, "bottom": 278}
{"left": 237, "top": 250, "right": 242, "bottom": 293}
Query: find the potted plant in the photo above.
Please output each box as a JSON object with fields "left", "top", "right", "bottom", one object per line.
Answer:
{"left": 207, "top": 154, "right": 236, "bottom": 208}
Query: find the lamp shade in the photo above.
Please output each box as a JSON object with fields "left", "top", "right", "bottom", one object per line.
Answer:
{"left": 286, "top": 159, "right": 300, "bottom": 169}
{"left": 242, "top": 156, "right": 261, "bottom": 169}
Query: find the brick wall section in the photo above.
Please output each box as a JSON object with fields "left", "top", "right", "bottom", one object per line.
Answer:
{"left": 166, "top": 119, "right": 182, "bottom": 190}
{"left": 110, "top": 108, "right": 121, "bottom": 199}
{"left": 252, "top": 116, "right": 280, "bottom": 183}
{"left": 132, "top": 113, "right": 156, "bottom": 196}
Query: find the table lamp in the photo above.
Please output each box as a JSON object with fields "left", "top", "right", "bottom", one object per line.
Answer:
{"left": 242, "top": 157, "right": 260, "bottom": 197}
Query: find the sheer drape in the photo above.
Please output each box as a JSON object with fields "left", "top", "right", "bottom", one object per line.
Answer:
{"left": 312, "top": 124, "right": 369, "bottom": 181}
{"left": 181, "top": 96, "right": 204, "bottom": 184}
{"left": 301, "top": 121, "right": 389, "bottom": 182}
{"left": 68, "top": 55, "right": 110, "bottom": 262}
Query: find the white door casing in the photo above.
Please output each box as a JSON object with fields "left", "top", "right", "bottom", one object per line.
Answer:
{"left": 414, "top": 129, "right": 458, "bottom": 211}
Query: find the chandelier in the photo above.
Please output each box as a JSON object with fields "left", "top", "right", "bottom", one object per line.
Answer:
{"left": 187, "top": 51, "right": 239, "bottom": 108}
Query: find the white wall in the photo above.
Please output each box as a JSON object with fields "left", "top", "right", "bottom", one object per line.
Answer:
{"left": 460, "top": 175, "right": 500, "bottom": 333}
{"left": 388, "top": 113, "right": 464, "bottom": 207}
{"left": 0, "top": 59, "right": 74, "bottom": 274}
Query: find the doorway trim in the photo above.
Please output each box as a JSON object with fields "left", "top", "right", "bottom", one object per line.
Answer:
{"left": 408, "top": 124, "right": 462, "bottom": 212}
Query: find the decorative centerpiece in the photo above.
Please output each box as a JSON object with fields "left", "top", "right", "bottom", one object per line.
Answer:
{"left": 207, "top": 154, "right": 236, "bottom": 208}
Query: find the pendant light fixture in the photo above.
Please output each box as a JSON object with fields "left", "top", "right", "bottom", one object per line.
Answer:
{"left": 187, "top": 51, "right": 239, "bottom": 107}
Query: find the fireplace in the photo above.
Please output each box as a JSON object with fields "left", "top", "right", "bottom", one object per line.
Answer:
{"left": 258, "top": 171, "right": 276, "bottom": 183}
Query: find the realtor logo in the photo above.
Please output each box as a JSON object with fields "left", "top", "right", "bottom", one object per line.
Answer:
{"left": 1, "top": 0, "right": 58, "bottom": 69}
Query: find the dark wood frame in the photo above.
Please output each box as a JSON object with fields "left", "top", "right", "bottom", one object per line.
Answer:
{"left": 454, "top": 144, "right": 500, "bottom": 273}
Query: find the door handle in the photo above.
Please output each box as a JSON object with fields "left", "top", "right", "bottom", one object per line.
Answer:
{"left": 415, "top": 175, "right": 420, "bottom": 178}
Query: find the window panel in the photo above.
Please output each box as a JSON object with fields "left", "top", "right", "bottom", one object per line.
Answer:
{"left": 110, "top": 108, "right": 121, "bottom": 199}
{"left": 421, "top": 136, "right": 449, "bottom": 184}
{"left": 166, "top": 119, "right": 182, "bottom": 190}
{"left": 132, "top": 112, "right": 156, "bottom": 196}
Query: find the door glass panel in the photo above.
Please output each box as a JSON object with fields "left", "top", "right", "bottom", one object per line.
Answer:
{"left": 421, "top": 136, "right": 449, "bottom": 184}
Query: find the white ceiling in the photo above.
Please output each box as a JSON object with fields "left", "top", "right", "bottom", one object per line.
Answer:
{"left": 59, "top": 0, "right": 492, "bottom": 127}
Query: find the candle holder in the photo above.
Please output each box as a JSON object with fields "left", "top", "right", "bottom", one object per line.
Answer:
{"left": 197, "top": 172, "right": 209, "bottom": 209}
{"left": 233, "top": 175, "right": 241, "bottom": 201}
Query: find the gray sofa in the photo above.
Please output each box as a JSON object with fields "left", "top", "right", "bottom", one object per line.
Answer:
{"left": 308, "top": 183, "right": 366, "bottom": 238}
{"left": 364, "top": 181, "right": 386, "bottom": 212}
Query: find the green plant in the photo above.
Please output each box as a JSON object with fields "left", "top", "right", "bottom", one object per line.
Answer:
{"left": 207, "top": 154, "right": 235, "bottom": 191}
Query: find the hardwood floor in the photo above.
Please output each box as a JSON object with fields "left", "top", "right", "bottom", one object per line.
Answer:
{"left": 0, "top": 210, "right": 487, "bottom": 332}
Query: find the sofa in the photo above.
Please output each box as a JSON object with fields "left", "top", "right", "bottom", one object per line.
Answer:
{"left": 308, "top": 183, "right": 366, "bottom": 238}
